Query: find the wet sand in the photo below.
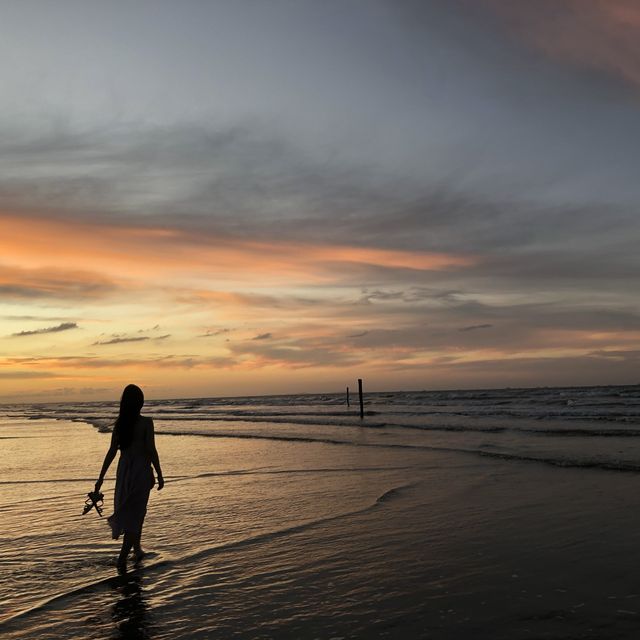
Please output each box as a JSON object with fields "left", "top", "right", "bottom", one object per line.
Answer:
{"left": 2, "top": 412, "right": 640, "bottom": 638}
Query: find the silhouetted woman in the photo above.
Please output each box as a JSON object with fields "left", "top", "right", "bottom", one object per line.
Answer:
{"left": 95, "top": 384, "right": 164, "bottom": 568}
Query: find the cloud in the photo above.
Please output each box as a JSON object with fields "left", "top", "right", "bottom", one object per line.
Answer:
{"left": 2, "top": 315, "right": 74, "bottom": 321}
{"left": 12, "top": 322, "right": 78, "bottom": 337}
{"left": 1, "top": 119, "right": 639, "bottom": 390}
{"left": 392, "top": 349, "right": 640, "bottom": 388}
{"left": 137, "top": 325, "right": 160, "bottom": 333}
{"left": 0, "top": 385, "right": 114, "bottom": 401}
{"left": 92, "top": 333, "right": 170, "bottom": 346}
{"left": 0, "top": 370, "right": 56, "bottom": 379}
{"left": 198, "top": 328, "right": 232, "bottom": 338}
{"left": 0, "top": 264, "right": 118, "bottom": 301}
{"left": 228, "top": 338, "right": 363, "bottom": 369}
{"left": 1, "top": 120, "right": 637, "bottom": 298}
{"left": 458, "top": 324, "right": 493, "bottom": 332}
{"left": 93, "top": 336, "right": 150, "bottom": 346}
{"left": 2, "top": 354, "right": 235, "bottom": 370}
{"left": 588, "top": 349, "right": 640, "bottom": 361}
{"left": 0, "top": 209, "right": 475, "bottom": 299}
{"left": 0, "top": 122, "right": 396, "bottom": 225}
{"left": 485, "top": 0, "right": 640, "bottom": 90}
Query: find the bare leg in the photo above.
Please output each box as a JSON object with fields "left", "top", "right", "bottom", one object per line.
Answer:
{"left": 133, "top": 531, "right": 146, "bottom": 562}
{"left": 118, "top": 531, "right": 134, "bottom": 567}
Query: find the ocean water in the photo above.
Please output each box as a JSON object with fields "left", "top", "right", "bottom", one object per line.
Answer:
{"left": 2, "top": 385, "right": 640, "bottom": 639}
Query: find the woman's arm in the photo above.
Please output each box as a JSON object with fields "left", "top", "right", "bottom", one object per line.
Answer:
{"left": 95, "top": 429, "right": 118, "bottom": 491}
{"left": 147, "top": 418, "right": 164, "bottom": 490}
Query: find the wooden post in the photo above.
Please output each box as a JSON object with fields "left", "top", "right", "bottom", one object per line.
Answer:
{"left": 346, "top": 386, "right": 350, "bottom": 407}
{"left": 358, "top": 378, "right": 364, "bottom": 419}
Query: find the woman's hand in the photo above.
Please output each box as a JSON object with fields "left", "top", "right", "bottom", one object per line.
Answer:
{"left": 157, "top": 476, "right": 164, "bottom": 491}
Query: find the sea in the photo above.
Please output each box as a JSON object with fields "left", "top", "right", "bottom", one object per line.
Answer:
{"left": 2, "top": 385, "right": 640, "bottom": 639}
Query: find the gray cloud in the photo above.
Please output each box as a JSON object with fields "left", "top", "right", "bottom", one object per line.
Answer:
{"left": 5, "top": 354, "right": 233, "bottom": 370}
{"left": 138, "top": 325, "right": 160, "bottom": 333}
{"left": 483, "top": 0, "right": 640, "bottom": 90}
{"left": 393, "top": 350, "right": 640, "bottom": 388}
{"left": 0, "top": 264, "right": 117, "bottom": 301}
{"left": 1, "top": 1, "right": 639, "bottom": 395}
{"left": 246, "top": 295, "right": 640, "bottom": 358}
{"left": 92, "top": 332, "right": 170, "bottom": 346}
{"left": 198, "top": 328, "right": 232, "bottom": 338}
{"left": 228, "top": 339, "right": 363, "bottom": 369}
{"left": 1, "top": 120, "right": 639, "bottom": 303}
{"left": 165, "top": 280, "right": 640, "bottom": 361}
{"left": 12, "top": 322, "right": 78, "bottom": 337}
{"left": 0, "top": 0, "right": 638, "bottom": 392}
{"left": 459, "top": 324, "right": 493, "bottom": 332}
{"left": 93, "top": 336, "right": 150, "bottom": 346}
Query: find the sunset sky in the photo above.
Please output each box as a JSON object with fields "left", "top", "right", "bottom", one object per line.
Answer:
{"left": 2, "top": 0, "right": 640, "bottom": 402}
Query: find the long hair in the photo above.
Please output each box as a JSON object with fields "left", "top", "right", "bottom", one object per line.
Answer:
{"left": 114, "top": 384, "right": 144, "bottom": 450}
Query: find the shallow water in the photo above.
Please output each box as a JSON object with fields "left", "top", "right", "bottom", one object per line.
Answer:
{"left": 10, "top": 385, "right": 640, "bottom": 471}
{"left": 3, "top": 386, "right": 640, "bottom": 638}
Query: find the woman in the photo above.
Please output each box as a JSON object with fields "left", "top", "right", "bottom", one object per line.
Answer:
{"left": 95, "top": 384, "right": 164, "bottom": 568}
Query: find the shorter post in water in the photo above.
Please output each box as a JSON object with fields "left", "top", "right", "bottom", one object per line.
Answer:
{"left": 346, "top": 386, "right": 350, "bottom": 407}
{"left": 358, "top": 378, "right": 364, "bottom": 419}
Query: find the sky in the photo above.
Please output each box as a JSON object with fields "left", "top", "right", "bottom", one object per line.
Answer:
{"left": 2, "top": 0, "right": 640, "bottom": 402}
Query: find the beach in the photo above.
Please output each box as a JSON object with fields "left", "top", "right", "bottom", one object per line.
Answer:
{"left": 2, "top": 387, "right": 640, "bottom": 639}
{"left": 2, "top": 1, "right": 638, "bottom": 637}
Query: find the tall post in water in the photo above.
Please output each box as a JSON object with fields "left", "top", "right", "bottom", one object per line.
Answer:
{"left": 346, "top": 386, "right": 350, "bottom": 407}
{"left": 358, "top": 378, "right": 364, "bottom": 419}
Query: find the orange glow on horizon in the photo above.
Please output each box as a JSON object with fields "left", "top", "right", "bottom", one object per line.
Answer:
{"left": 1, "top": 211, "right": 635, "bottom": 402}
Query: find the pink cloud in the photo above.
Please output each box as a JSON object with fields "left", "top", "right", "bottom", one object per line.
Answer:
{"left": 486, "top": 0, "right": 640, "bottom": 88}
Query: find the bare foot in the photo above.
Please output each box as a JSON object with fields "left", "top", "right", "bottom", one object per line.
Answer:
{"left": 133, "top": 549, "right": 146, "bottom": 563}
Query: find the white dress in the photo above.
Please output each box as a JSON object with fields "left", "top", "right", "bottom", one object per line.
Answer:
{"left": 107, "top": 416, "right": 155, "bottom": 539}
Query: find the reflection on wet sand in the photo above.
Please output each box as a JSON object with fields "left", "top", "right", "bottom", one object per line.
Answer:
{"left": 110, "top": 572, "right": 151, "bottom": 640}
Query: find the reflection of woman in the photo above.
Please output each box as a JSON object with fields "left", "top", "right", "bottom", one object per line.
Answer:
{"left": 95, "top": 384, "right": 164, "bottom": 568}
{"left": 111, "top": 573, "right": 149, "bottom": 639}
